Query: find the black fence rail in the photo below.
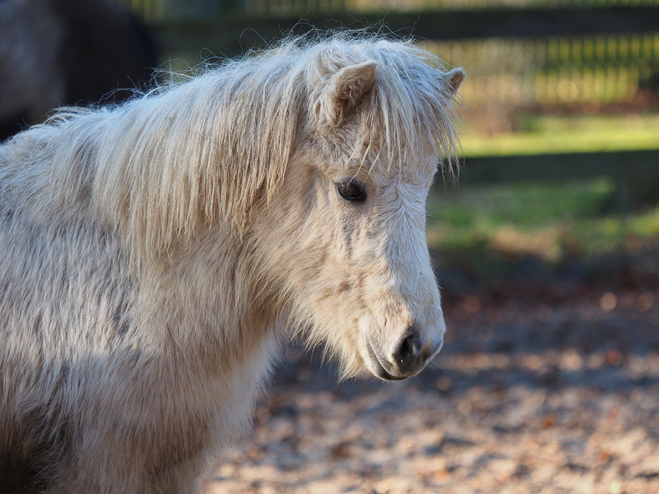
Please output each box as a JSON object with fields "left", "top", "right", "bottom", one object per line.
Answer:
{"left": 462, "top": 149, "right": 659, "bottom": 209}
{"left": 121, "top": 0, "right": 659, "bottom": 21}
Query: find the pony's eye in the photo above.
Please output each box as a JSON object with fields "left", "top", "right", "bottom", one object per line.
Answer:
{"left": 336, "top": 180, "right": 367, "bottom": 203}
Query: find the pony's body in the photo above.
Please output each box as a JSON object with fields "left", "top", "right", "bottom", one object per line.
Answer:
{"left": 0, "top": 181, "right": 274, "bottom": 491}
{"left": 0, "top": 37, "right": 463, "bottom": 493}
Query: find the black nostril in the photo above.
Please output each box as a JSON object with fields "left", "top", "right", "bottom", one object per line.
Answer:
{"left": 395, "top": 332, "right": 423, "bottom": 371}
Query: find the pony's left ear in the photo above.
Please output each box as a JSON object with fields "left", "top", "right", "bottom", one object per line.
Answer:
{"left": 316, "top": 61, "right": 377, "bottom": 127}
{"left": 442, "top": 68, "right": 466, "bottom": 97}
{"left": 333, "top": 61, "right": 377, "bottom": 111}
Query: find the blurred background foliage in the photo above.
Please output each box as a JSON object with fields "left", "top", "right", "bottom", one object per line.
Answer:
{"left": 119, "top": 0, "right": 659, "bottom": 274}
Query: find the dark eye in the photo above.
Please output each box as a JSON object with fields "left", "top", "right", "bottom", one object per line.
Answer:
{"left": 336, "top": 180, "right": 367, "bottom": 203}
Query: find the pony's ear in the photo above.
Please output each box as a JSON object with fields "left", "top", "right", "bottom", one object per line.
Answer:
{"left": 333, "top": 61, "right": 377, "bottom": 111}
{"left": 442, "top": 67, "right": 465, "bottom": 96}
{"left": 315, "top": 61, "right": 377, "bottom": 127}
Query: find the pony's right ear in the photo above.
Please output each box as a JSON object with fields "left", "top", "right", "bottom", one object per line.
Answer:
{"left": 442, "top": 68, "right": 465, "bottom": 97}
{"left": 314, "top": 61, "right": 377, "bottom": 128}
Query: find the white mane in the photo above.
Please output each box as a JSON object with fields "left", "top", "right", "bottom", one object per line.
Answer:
{"left": 3, "top": 34, "right": 460, "bottom": 262}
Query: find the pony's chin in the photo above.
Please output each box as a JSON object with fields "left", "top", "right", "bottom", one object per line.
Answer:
{"left": 371, "top": 364, "right": 408, "bottom": 381}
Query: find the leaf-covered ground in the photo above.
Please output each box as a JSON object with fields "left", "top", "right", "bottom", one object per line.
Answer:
{"left": 206, "top": 250, "right": 659, "bottom": 494}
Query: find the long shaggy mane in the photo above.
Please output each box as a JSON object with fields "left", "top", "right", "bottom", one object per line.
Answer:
{"left": 2, "top": 33, "right": 460, "bottom": 263}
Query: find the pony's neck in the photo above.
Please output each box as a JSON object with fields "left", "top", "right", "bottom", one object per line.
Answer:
{"left": 141, "top": 222, "right": 282, "bottom": 361}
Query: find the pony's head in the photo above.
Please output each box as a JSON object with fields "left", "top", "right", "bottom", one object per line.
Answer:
{"left": 247, "top": 38, "right": 464, "bottom": 380}
{"left": 44, "top": 35, "right": 463, "bottom": 381}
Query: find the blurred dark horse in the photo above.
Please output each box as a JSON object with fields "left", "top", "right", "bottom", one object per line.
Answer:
{"left": 0, "top": 0, "right": 157, "bottom": 140}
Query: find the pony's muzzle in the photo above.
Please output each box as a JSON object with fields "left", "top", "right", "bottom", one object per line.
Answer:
{"left": 394, "top": 331, "right": 428, "bottom": 375}
{"left": 390, "top": 328, "right": 440, "bottom": 377}
{"left": 367, "top": 326, "right": 442, "bottom": 381}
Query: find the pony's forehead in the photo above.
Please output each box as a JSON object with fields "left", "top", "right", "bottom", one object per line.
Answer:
{"left": 298, "top": 38, "right": 458, "bottom": 180}
{"left": 317, "top": 147, "right": 439, "bottom": 187}
{"left": 304, "top": 123, "right": 441, "bottom": 186}
{"left": 328, "top": 125, "right": 441, "bottom": 179}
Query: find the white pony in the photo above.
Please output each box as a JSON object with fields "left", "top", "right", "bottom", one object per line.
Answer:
{"left": 0, "top": 35, "right": 464, "bottom": 493}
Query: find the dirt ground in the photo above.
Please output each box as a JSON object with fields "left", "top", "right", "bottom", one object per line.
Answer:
{"left": 206, "top": 251, "right": 659, "bottom": 494}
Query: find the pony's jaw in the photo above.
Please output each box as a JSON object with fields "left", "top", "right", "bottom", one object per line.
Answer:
{"left": 284, "top": 199, "right": 447, "bottom": 381}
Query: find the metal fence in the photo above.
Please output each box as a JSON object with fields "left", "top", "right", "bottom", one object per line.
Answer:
{"left": 428, "top": 35, "right": 659, "bottom": 106}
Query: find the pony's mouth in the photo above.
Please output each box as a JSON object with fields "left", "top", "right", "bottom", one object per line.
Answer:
{"left": 366, "top": 339, "right": 407, "bottom": 381}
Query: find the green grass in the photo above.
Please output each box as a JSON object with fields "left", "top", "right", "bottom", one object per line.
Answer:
{"left": 427, "top": 178, "right": 659, "bottom": 262}
{"left": 429, "top": 179, "right": 614, "bottom": 228}
{"left": 458, "top": 114, "right": 659, "bottom": 157}
{"left": 433, "top": 112, "right": 659, "bottom": 263}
